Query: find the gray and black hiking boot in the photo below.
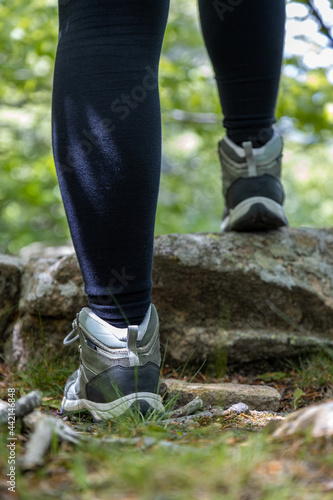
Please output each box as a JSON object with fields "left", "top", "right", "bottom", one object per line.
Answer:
{"left": 60, "top": 304, "right": 164, "bottom": 421}
{"left": 218, "top": 131, "right": 288, "bottom": 232}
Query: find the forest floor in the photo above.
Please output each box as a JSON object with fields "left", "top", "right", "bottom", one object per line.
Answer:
{"left": 0, "top": 347, "right": 332, "bottom": 500}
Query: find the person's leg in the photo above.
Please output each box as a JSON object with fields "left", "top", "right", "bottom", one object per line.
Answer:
{"left": 52, "top": 0, "right": 169, "bottom": 419}
{"left": 52, "top": 0, "right": 169, "bottom": 327}
{"left": 198, "top": 0, "right": 285, "bottom": 146}
{"left": 198, "top": 0, "right": 288, "bottom": 231}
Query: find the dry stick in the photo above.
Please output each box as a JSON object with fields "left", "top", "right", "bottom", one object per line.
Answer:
{"left": 0, "top": 390, "right": 43, "bottom": 425}
{"left": 19, "top": 417, "right": 54, "bottom": 470}
{"left": 157, "top": 409, "right": 223, "bottom": 425}
{"left": 19, "top": 412, "right": 81, "bottom": 470}
{"left": 23, "top": 411, "right": 80, "bottom": 444}
{"left": 164, "top": 396, "right": 204, "bottom": 419}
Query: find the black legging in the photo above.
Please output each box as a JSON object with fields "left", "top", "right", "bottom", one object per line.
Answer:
{"left": 52, "top": 0, "right": 285, "bottom": 327}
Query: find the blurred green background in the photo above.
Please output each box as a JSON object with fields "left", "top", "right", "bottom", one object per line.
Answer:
{"left": 1, "top": 0, "right": 333, "bottom": 255}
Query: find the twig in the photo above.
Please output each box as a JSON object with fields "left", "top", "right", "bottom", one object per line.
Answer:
{"left": 307, "top": 0, "right": 333, "bottom": 46}
{"left": 0, "top": 391, "right": 42, "bottom": 425}
{"left": 166, "top": 108, "right": 221, "bottom": 124}
{"left": 19, "top": 412, "right": 81, "bottom": 470}
{"left": 157, "top": 409, "right": 222, "bottom": 425}
{"left": 19, "top": 417, "right": 55, "bottom": 470}
{"left": 164, "top": 396, "right": 204, "bottom": 419}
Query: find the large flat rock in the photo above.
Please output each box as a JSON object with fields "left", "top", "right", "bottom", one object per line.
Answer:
{"left": 1, "top": 228, "right": 333, "bottom": 369}
{"left": 160, "top": 378, "right": 281, "bottom": 412}
{"left": 152, "top": 228, "right": 333, "bottom": 369}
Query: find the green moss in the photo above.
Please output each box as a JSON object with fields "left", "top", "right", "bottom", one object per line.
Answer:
{"left": 205, "top": 233, "right": 221, "bottom": 241}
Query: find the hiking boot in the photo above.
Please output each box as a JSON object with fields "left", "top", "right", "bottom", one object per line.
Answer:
{"left": 60, "top": 304, "right": 164, "bottom": 421}
{"left": 218, "top": 131, "right": 288, "bottom": 232}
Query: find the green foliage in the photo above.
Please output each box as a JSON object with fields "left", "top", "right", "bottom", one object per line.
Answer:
{"left": 0, "top": 0, "right": 66, "bottom": 253}
{"left": 1, "top": 0, "right": 333, "bottom": 254}
{"left": 293, "top": 387, "right": 306, "bottom": 410}
{"left": 287, "top": 347, "right": 333, "bottom": 390}
{"left": 4, "top": 338, "right": 78, "bottom": 401}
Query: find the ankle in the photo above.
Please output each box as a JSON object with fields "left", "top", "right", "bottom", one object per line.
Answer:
{"left": 226, "top": 128, "right": 274, "bottom": 148}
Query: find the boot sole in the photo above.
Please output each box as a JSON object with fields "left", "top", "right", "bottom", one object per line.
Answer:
{"left": 61, "top": 392, "right": 164, "bottom": 422}
{"left": 221, "top": 196, "right": 288, "bottom": 232}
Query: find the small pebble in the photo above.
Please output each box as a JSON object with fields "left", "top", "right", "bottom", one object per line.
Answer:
{"left": 225, "top": 403, "right": 249, "bottom": 415}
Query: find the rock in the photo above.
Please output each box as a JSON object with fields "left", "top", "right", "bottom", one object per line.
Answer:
{"left": 224, "top": 402, "right": 249, "bottom": 415}
{"left": 1, "top": 228, "right": 333, "bottom": 368}
{"left": 4, "top": 254, "right": 87, "bottom": 368}
{"left": 19, "top": 242, "right": 74, "bottom": 260}
{"left": 0, "top": 255, "right": 22, "bottom": 341}
{"left": 152, "top": 228, "right": 333, "bottom": 369}
{"left": 19, "top": 254, "right": 86, "bottom": 318}
{"left": 272, "top": 400, "right": 333, "bottom": 438}
{"left": 160, "top": 378, "right": 281, "bottom": 411}
{"left": 3, "top": 313, "right": 76, "bottom": 368}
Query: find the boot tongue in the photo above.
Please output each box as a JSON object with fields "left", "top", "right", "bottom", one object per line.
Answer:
{"left": 127, "top": 325, "right": 139, "bottom": 366}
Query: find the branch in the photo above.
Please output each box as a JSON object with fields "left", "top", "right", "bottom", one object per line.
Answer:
{"left": 165, "top": 108, "right": 221, "bottom": 124}
{"left": 0, "top": 391, "right": 42, "bottom": 425}
{"left": 307, "top": 0, "right": 333, "bottom": 46}
{"left": 20, "top": 411, "right": 81, "bottom": 470}
{"left": 1, "top": 99, "right": 29, "bottom": 108}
